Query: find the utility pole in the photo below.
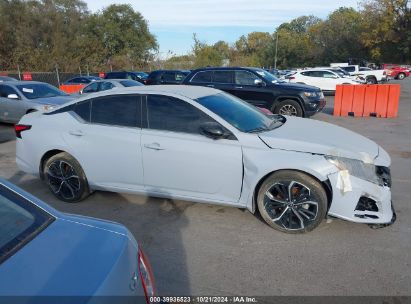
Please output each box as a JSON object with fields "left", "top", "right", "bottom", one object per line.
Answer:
{"left": 274, "top": 31, "right": 279, "bottom": 69}
{"left": 17, "top": 65, "right": 21, "bottom": 80}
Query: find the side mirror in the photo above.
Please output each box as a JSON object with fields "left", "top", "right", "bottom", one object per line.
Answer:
{"left": 7, "top": 94, "right": 19, "bottom": 100}
{"left": 254, "top": 79, "right": 264, "bottom": 86}
{"left": 200, "top": 122, "right": 228, "bottom": 140}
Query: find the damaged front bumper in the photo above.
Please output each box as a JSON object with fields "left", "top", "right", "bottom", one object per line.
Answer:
{"left": 327, "top": 172, "right": 394, "bottom": 225}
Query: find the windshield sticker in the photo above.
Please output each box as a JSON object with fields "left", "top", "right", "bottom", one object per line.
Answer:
{"left": 22, "top": 88, "right": 34, "bottom": 93}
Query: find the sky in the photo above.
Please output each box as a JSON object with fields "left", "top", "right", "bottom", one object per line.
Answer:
{"left": 86, "top": 0, "right": 359, "bottom": 57}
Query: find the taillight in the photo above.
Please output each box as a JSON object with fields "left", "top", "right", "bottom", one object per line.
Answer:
{"left": 15, "top": 124, "right": 31, "bottom": 138}
{"left": 138, "top": 246, "right": 156, "bottom": 303}
{"left": 383, "top": 71, "right": 386, "bottom": 75}
{"left": 289, "top": 76, "right": 295, "bottom": 80}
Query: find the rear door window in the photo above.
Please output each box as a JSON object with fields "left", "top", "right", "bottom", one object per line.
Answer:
{"left": 0, "top": 184, "right": 54, "bottom": 264}
{"left": 213, "top": 71, "right": 234, "bottom": 84}
{"left": 90, "top": 95, "right": 142, "bottom": 128}
{"left": 74, "top": 101, "right": 91, "bottom": 122}
{"left": 162, "top": 72, "right": 176, "bottom": 82}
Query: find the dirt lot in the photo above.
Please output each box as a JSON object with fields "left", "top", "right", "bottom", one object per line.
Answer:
{"left": 0, "top": 79, "right": 410, "bottom": 296}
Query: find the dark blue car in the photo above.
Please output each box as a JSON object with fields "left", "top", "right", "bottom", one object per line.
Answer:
{"left": 0, "top": 179, "right": 156, "bottom": 302}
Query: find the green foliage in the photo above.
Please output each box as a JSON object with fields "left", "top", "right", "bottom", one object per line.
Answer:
{"left": 0, "top": 0, "right": 157, "bottom": 71}
{"left": 168, "top": 0, "right": 410, "bottom": 69}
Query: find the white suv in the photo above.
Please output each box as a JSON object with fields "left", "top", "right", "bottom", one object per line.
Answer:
{"left": 289, "top": 69, "right": 361, "bottom": 92}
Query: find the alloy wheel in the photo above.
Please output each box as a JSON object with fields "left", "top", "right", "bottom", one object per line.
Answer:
{"left": 279, "top": 104, "right": 298, "bottom": 116}
{"left": 46, "top": 160, "right": 81, "bottom": 200}
{"left": 263, "top": 181, "right": 319, "bottom": 231}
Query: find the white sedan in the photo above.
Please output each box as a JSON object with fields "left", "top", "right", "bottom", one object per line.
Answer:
{"left": 289, "top": 69, "right": 361, "bottom": 92}
{"left": 15, "top": 86, "right": 395, "bottom": 233}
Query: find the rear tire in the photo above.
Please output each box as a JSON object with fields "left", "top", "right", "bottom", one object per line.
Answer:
{"left": 366, "top": 77, "right": 377, "bottom": 84}
{"left": 273, "top": 99, "right": 303, "bottom": 117}
{"left": 44, "top": 152, "right": 90, "bottom": 203}
{"left": 257, "top": 170, "right": 328, "bottom": 233}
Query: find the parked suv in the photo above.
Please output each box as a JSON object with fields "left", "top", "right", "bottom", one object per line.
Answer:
{"left": 182, "top": 67, "right": 325, "bottom": 117}
{"left": 146, "top": 70, "right": 190, "bottom": 85}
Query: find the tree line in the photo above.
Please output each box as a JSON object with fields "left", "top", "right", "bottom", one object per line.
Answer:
{"left": 0, "top": 0, "right": 158, "bottom": 72}
{"left": 165, "top": 0, "right": 411, "bottom": 69}
{"left": 0, "top": 0, "right": 409, "bottom": 72}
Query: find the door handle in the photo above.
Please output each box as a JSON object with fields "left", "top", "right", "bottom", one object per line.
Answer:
{"left": 206, "top": 84, "right": 215, "bottom": 88}
{"left": 235, "top": 86, "right": 243, "bottom": 89}
{"left": 144, "top": 143, "right": 165, "bottom": 151}
{"left": 69, "top": 130, "right": 84, "bottom": 137}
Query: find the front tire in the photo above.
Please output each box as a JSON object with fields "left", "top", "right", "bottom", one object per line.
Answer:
{"left": 273, "top": 100, "right": 303, "bottom": 117}
{"left": 397, "top": 73, "right": 405, "bottom": 80}
{"left": 44, "top": 152, "right": 90, "bottom": 202}
{"left": 257, "top": 171, "right": 328, "bottom": 233}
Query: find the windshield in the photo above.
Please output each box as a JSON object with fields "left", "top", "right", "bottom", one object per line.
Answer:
{"left": 333, "top": 70, "right": 347, "bottom": 77}
{"left": 253, "top": 69, "right": 283, "bottom": 83}
{"left": 16, "top": 84, "right": 68, "bottom": 99}
{"left": 197, "top": 92, "right": 284, "bottom": 133}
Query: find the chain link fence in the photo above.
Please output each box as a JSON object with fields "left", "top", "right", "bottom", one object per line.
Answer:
{"left": 0, "top": 71, "right": 102, "bottom": 87}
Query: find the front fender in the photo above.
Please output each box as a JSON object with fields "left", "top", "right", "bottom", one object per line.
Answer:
{"left": 239, "top": 148, "right": 337, "bottom": 213}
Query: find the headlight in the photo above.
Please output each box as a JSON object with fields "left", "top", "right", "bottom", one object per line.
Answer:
{"left": 304, "top": 91, "right": 316, "bottom": 97}
{"left": 325, "top": 156, "right": 379, "bottom": 185}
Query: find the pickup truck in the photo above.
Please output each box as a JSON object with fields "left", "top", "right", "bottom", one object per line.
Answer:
{"left": 383, "top": 64, "right": 410, "bottom": 80}
{"left": 333, "top": 65, "right": 387, "bottom": 84}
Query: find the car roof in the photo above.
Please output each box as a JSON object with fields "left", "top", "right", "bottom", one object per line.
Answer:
{"left": 151, "top": 69, "right": 191, "bottom": 73}
{"left": 299, "top": 69, "right": 335, "bottom": 72}
{"left": 65, "top": 85, "right": 220, "bottom": 105}
{"left": 87, "top": 79, "right": 126, "bottom": 83}
{"left": 190, "top": 67, "right": 263, "bottom": 72}
{"left": 1, "top": 81, "right": 48, "bottom": 86}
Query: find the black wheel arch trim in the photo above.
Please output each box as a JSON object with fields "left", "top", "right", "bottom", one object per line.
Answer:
{"left": 39, "top": 149, "right": 65, "bottom": 180}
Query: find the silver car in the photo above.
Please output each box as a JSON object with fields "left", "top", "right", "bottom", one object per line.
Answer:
{"left": 78, "top": 79, "right": 143, "bottom": 96}
{"left": 0, "top": 81, "right": 74, "bottom": 123}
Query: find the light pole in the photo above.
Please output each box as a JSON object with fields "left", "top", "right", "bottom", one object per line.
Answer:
{"left": 274, "top": 31, "right": 279, "bottom": 69}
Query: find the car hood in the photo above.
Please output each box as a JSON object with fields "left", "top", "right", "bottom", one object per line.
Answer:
{"left": 269, "top": 81, "right": 320, "bottom": 91}
{"left": 32, "top": 96, "right": 75, "bottom": 106}
{"left": 258, "top": 116, "right": 380, "bottom": 163}
{"left": 0, "top": 216, "right": 137, "bottom": 296}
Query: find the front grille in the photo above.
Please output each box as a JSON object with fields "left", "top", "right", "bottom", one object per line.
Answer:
{"left": 376, "top": 166, "right": 392, "bottom": 187}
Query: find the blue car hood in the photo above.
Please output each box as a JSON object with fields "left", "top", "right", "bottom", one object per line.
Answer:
{"left": 33, "top": 96, "right": 75, "bottom": 106}
{"left": 0, "top": 216, "right": 137, "bottom": 296}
